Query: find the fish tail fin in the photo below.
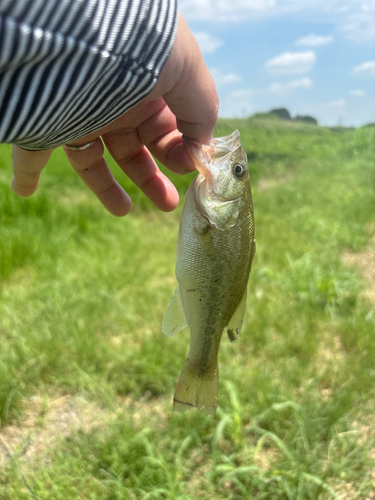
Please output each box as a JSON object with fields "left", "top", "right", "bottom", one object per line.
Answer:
{"left": 173, "top": 361, "right": 218, "bottom": 415}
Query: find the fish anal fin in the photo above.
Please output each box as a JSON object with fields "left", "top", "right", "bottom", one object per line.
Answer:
{"left": 162, "top": 287, "right": 187, "bottom": 337}
{"left": 251, "top": 238, "right": 256, "bottom": 265}
{"left": 226, "top": 288, "right": 247, "bottom": 343}
{"left": 173, "top": 361, "right": 218, "bottom": 415}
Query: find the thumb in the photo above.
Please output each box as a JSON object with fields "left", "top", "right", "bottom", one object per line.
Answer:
{"left": 11, "top": 145, "right": 53, "bottom": 196}
{"left": 164, "top": 16, "right": 218, "bottom": 144}
{"left": 147, "top": 15, "right": 219, "bottom": 145}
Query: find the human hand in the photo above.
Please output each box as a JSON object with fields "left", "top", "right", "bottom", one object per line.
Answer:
{"left": 11, "top": 15, "right": 219, "bottom": 216}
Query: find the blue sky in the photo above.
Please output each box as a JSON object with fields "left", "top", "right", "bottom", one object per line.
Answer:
{"left": 180, "top": 0, "right": 375, "bottom": 127}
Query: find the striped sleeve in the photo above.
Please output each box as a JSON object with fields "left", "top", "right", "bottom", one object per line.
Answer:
{"left": 0, "top": 0, "right": 178, "bottom": 150}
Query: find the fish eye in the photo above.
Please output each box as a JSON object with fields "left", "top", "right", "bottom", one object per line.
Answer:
{"left": 233, "top": 163, "right": 246, "bottom": 178}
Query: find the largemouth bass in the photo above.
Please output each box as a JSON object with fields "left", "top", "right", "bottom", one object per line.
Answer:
{"left": 162, "top": 130, "right": 255, "bottom": 415}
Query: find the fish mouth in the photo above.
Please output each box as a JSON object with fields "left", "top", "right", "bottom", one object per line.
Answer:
{"left": 211, "top": 130, "right": 240, "bottom": 150}
{"left": 183, "top": 136, "right": 211, "bottom": 177}
{"left": 183, "top": 131, "right": 242, "bottom": 178}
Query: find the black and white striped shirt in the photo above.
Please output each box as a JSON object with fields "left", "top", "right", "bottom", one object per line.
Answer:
{"left": 0, "top": 0, "right": 178, "bottom": 150}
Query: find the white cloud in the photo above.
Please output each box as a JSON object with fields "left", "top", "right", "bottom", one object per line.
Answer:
{"left": 193, "top": 32, "right": 223, "bottom": 54}
{"left": 181, "top": 1, "right": 375, "bottom": 42}
{"left": 337, "top": 5, "right": 350, "bottom": 13}
{"left": 265, "top": 51, "right": 316, "bottom": 74}
{"left": 181, "top": 0, "right": 276, "bottom": 22}
{"left": 295, "top": 34, "right": 334, "bottom": 46}
{"left": 339, "top": 3, "right": 375, "bottom": 42}
{"left": 353, "top": 61, "right": 375, "bottom": 76}
{"left": 219, "top": 88, "right": 254, "bottom": 117}
{"left": 268, "top": 77, "right": 313, "bottom": 94}
{"left": 229, "top": 89, "right": 255, "bottom": 99}
{"left": 328, "top": 99, "right": 346, "bottom": 107}
{"left": 210, "top": 68, "right": 242, "bottom": 86}
{"left": 296, "top": 100, "right": 347, "bottom": 127}
{"left": 350, "top": 89, "right": 365, "bottom": 96}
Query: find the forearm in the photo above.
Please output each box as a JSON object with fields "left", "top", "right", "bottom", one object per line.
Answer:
{"left": 0, "top": 0, "right": 178, "bottom": 150}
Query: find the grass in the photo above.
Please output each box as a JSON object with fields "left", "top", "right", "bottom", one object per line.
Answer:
{"left": 0, "top": 119, "right": 375, "bottom": 499}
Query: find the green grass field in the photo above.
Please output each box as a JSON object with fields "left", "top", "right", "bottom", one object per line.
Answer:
{"left": 0, "top": 118, "right": 374, "bottom": 499}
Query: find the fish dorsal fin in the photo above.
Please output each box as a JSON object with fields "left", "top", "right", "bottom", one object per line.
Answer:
{"left": 162, "top": 287, "right": 188, "bottom": 337}
{"left": 226, "top": 288, "right": 247, "bottom": 343}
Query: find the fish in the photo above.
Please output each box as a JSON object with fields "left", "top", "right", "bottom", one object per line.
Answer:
{"left": 162, "top": 130, "right": 255, "bottom": 415}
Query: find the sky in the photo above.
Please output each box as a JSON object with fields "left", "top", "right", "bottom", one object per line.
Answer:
{"left": 179, "top": 0, "right": 375, "bottom": 127}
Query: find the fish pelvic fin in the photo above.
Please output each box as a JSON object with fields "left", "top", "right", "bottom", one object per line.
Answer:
{"left": 162, "top": 286, "right": 188, "bottom": 337}
{"left": 173, "top": 361, "right": 218, "bottom": 415}
{"left": 226, "top": 288, "right": 247, "bottom": 343}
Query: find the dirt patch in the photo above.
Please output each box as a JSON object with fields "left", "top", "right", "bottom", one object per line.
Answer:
{"left": 0, "top": 394, "right": 115, "bottom": 467}
{"left": 332, "top": 408, "right": 375, "bottom": 499}
{"left": 332, "top": 428, "right": 375, "bottom": 499}
{"left": 254, "top": 447, "right": 279, "bottom": 471}
{"left": 0, "top": 393, "right": 170, "bottom": 469}
{"left": 314, "top": 333, "right": 375, "bottom": 498}
{"left": 335, "top": 480, "right": 375, "bottom": 500}
{"left": 0, "top": 395, "right": 170, "bottom": 468}
{"left": 314, "top": 334, "right": 344, "bottom": 375}
{"left": 339, "top": 227, "right": 375, "bottom": 498}
{"left": 342, "top": 232, "right": 375, "bottom": 306}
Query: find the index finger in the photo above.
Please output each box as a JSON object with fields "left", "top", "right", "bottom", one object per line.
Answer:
{"left": 137, "top": 99, "right": 196, "bottom": 175}
{"left": 11, "top": 145, "right": 53, "bottom": 196}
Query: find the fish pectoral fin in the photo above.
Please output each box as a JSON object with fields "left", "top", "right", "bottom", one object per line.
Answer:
{"left": 162, "top": 286, "right": 188, "bottom": 337}
{"left": 226, "top": 288, "right": 247, "bottom": 343}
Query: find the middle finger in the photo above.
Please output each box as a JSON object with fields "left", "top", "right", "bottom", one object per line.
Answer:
{"left": 64, "top": 137, "right": 132, "bottom": 216}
